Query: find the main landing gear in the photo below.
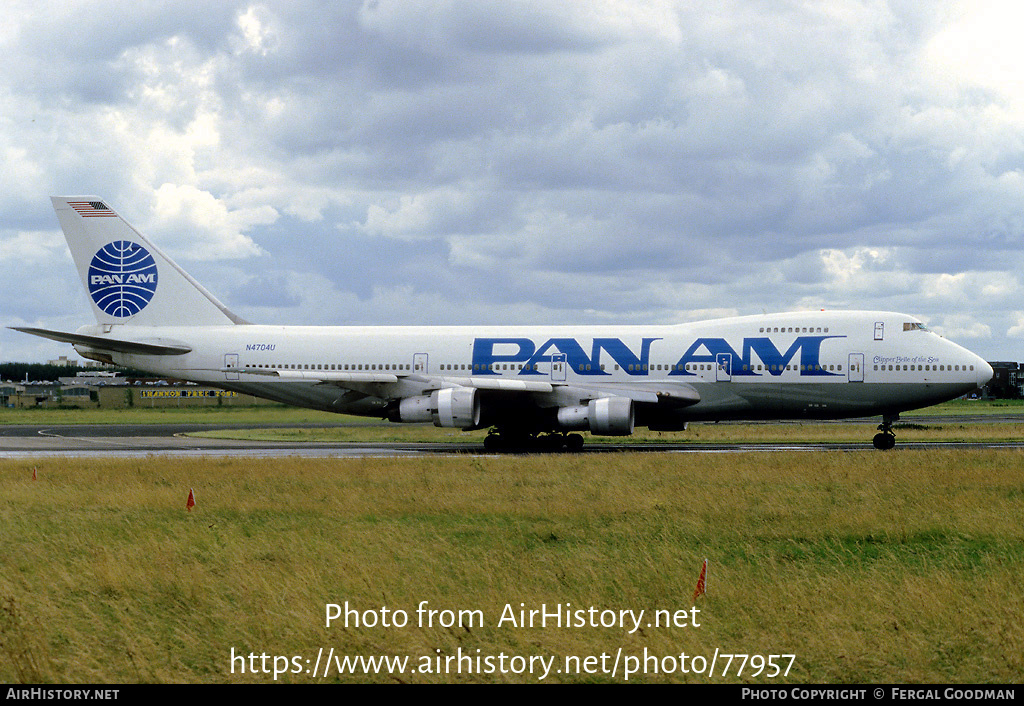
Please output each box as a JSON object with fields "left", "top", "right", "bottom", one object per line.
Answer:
{"left": 872, "top": 413, "right": 899, "bottom": 450}
{"left": 483, "top": 430, "right": 585, "bottom": 452}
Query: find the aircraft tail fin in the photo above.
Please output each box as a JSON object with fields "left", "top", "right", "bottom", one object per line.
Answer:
{"left": 51, "top": 196, "right": 248, "bottom": 327}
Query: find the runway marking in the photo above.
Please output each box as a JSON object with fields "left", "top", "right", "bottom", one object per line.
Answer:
{"left": 37, "top": 428, "right": 131, "bottom": 447}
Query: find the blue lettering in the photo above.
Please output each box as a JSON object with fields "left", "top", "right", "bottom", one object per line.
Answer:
{"left": 591, "top": 338, "right": 660, "bottom": 376}
{"left": 523, "top": 338, "right": 586, "bottom": 375}
{"left": 669, "top": 338, "right": 744, "bottom": 376}
{"left": 742, "top": 336, "right": 843, "bottom": 376}
{"left": 471, "top": 338, "right": 535, "bottom": 375}
{"left": 472, "top": 335, "right": 846, "bottom": 379}
{"left": 472, "top": 337, "right": 660, "bottom": 376}
{"left": 670, "top": 335, "right": 844, "bottom": 376}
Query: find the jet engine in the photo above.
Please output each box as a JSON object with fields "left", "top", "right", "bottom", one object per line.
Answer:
{"left": 396, "top": 388, "right": 481, "bottom": 429}
{"left": 555, "top": 397, "right": 634, "bottom": 436}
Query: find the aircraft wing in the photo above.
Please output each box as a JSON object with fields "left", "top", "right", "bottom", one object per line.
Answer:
{"left": 237, "top": 366, "right": 552, "bottom": 392}
{"left": 564, "top": 381, "right": 701, "bottom": 406}
{"left": 236, "top": 366, "right": 699, "bottom": 406}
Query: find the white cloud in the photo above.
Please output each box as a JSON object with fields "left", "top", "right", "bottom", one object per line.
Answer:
{"left": 361, "top": 187, "right": 484, "bottom": 241}
{"left": 820, "top": 247, "right": 893, "bottom": 286}
{"left": 1007, "top": 312, "right": 1024, "bottom": 339}
{"left": 234, "top": 5, "right": 281, "bottom": 56}
{"left": 932, "top": 314, "right": 992, "bottom": 340}
{"left": 1, "top": 0, "right": 1023, "bottom": 361}
{"left": 149, "top": 184, "right": 272, "bottom": 259}
{"left": 357, "top": 0, "right": 679, "bottom": 54}
{"left": 0, "top": 230, "right": 66, "bottom": 266}
{"left": 922, "top": 1, "right": 1024, "bottom": 111}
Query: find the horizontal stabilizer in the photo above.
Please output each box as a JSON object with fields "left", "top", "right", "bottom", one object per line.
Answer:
{"left": 10, "top": 327, "right": 192, "bottom": 356}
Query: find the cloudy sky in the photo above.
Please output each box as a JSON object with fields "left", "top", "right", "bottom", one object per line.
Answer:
{"left": 3, "top": 0, "right": 1024, "bottom": 362}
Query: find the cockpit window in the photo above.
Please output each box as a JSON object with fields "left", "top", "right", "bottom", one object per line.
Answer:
{"left": 903, "top": 322, "right": 929, "bottom": 332}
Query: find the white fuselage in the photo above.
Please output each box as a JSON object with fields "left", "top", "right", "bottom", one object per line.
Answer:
{"left": 76, "top": 310, "right": 991, "bottom": 430}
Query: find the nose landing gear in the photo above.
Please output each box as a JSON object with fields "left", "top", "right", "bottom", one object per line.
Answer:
{"left": 872, "top": 413, "right": 899, "bottom": 450}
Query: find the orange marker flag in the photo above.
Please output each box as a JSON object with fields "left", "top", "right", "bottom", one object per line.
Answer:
{"left": 186, "top": 487, "right": 196, "bottom": 512}
{"left": 32, "top": 467, "right": 37, "bottom": 481}
{"left": 692, "top": 558, "right": 708, "bottom": 603}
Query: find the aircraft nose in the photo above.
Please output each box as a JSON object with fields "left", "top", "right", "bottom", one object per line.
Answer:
{"left": 977, "top": 357, "right": 993, "bottom": 389}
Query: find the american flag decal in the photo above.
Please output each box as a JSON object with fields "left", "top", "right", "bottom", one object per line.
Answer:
{"left": 69, "top": 201, "right": 117, "bottom": 217}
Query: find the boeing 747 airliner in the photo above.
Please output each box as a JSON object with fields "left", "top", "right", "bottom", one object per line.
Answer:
{"left": 13, "top": 196, "right": 993, "bottom": 450}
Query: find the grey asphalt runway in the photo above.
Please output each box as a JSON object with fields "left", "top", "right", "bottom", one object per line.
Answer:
{"left": 1, "top": 415, "right": 1022, "bottom": 458}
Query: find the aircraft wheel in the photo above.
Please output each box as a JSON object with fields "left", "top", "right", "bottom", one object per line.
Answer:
{"left": 539, "top": 434, "right": 566, "bottom": 450}
{"left": 566, "top": 434, "right": 584, "bottom": 451}
{"left": 872, "top": 432, "right": 896, "bottom": 450}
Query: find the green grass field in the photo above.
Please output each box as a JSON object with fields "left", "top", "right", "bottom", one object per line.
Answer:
{"left": 2, "top": 450, "right": 1022, "bottom": 683}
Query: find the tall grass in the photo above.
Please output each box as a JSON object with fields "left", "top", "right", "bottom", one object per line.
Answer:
{"left": 1, "top": 451, "right": 1021, "bottom": 683}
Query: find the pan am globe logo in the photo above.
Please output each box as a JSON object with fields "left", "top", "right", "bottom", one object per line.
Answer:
{"left": 87, "top": 241, "right": 159, "bottom": 317}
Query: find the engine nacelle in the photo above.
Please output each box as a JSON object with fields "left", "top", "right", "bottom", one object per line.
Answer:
{"left": 433, "top": 387, "right": 481, "bottom": 429}
{"left": 397, "top": 395, "right": 434, "bottom": 424}
{"left": 397, "top": 388, "right": 481, "bottom": 429}
{"left": 556, "top": 397, "right": 634, "bottom": 436}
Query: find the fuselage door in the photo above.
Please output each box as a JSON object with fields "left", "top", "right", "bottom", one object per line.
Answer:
{"left": 848, "top": 353, "right": 864, "bottom": 383}
{"left": 414, "top": 353, "right": 428, "bottom": 375}
{"left": 224, "top": 353, "right": 239, "bottom": 381}
{"left": 551, "top": 353, "right": 567, "bottom": 382}
{"left": 716, "top": 353, "right": 732, "bottom": 382}
{"left": 874, "top": 322, "right": 884, "bottom": 340}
